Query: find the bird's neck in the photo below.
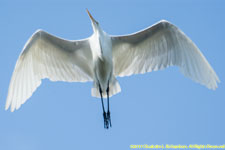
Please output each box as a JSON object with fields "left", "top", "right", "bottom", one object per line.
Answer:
{"left": 90, "top": 30, "right": 104, "bottom": 60}
{"left": 91, "top": 29, "right": 111, "bottom": 61}
{"left": 94, "top": 26, "right": 103, "bottom": 36}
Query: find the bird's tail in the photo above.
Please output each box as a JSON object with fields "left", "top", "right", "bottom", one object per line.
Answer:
{"left": 91, "top": 76, "right": 121, "bottom": 98}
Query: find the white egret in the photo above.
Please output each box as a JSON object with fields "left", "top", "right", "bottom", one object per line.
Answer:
{"left": 5, "top": 9, "right": 220, "bottom": 129}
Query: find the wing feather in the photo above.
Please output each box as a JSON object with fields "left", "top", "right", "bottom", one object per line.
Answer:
{"left": 111, "top": 20, "right": 220, "bottom": 90}
{"left": 6, "top": 30, "right": 93, "bottom": 111}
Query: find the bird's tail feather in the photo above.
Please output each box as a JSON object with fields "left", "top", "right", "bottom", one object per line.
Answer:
{"left": 91, "top": 76, "right": 121, "bottom": 98}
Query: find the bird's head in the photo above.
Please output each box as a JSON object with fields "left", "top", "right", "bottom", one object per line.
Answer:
{"left": 86, "top": 9, "right": 101, "bottom": 32}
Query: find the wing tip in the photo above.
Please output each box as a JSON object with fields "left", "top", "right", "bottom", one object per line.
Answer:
{"left": 209, "top": 86, "right": 218, "bottom": 91}
{"left": 5, "top": 101, "right": 23, "bottom": 112}
{"left": 5, "top": 105, "right": 9, "bottom": 111}
{"left": 5, "top": 100, "right": 10, "bottom": 111}
{"left": 5, "top": 105, "right": 15, "bottom": 112}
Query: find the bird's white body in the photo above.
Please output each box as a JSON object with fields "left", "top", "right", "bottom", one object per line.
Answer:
{"left": 5, "top": 10, "right": 220, "bottom": 113}
{"left": 89, "top": 28, "right": 113, "bottom": 93}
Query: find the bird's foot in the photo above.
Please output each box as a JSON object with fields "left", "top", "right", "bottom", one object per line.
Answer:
{"left": 107, "top": 111, "right": 112, "bottom": 128}
{"left": 103, "top": 112, "right": 109, "bottom": 129}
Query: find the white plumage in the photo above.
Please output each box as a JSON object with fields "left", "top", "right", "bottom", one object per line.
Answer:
{"left": 6, "top": 10, "right": 220, "bottom": 114}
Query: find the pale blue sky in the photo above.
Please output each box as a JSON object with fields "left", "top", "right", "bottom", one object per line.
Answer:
{"left": 0, "top": 0, "right": 225, "bottom": 150}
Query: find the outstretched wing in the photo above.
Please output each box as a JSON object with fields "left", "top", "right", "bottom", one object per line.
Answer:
{"left": 6, "top": 30, "right": 93, "bottom": 112}
{"left": 111, "top": 20, "right": 220, "bottom": 90}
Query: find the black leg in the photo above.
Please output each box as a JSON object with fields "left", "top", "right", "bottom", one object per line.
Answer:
{"left": 99, "top": 84, "right": 108, "bottom": 129}
{"left": 106, "top": 82, "right": 112, "bottom": 127}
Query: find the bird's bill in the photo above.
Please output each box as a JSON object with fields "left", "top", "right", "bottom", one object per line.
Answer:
{"left": 86, "top": 9, "right": 97, "bottom": 24}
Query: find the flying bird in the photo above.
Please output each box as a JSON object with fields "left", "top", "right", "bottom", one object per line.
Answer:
{"left": 5, "top": 9, "right": 220, "bottom": 129}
